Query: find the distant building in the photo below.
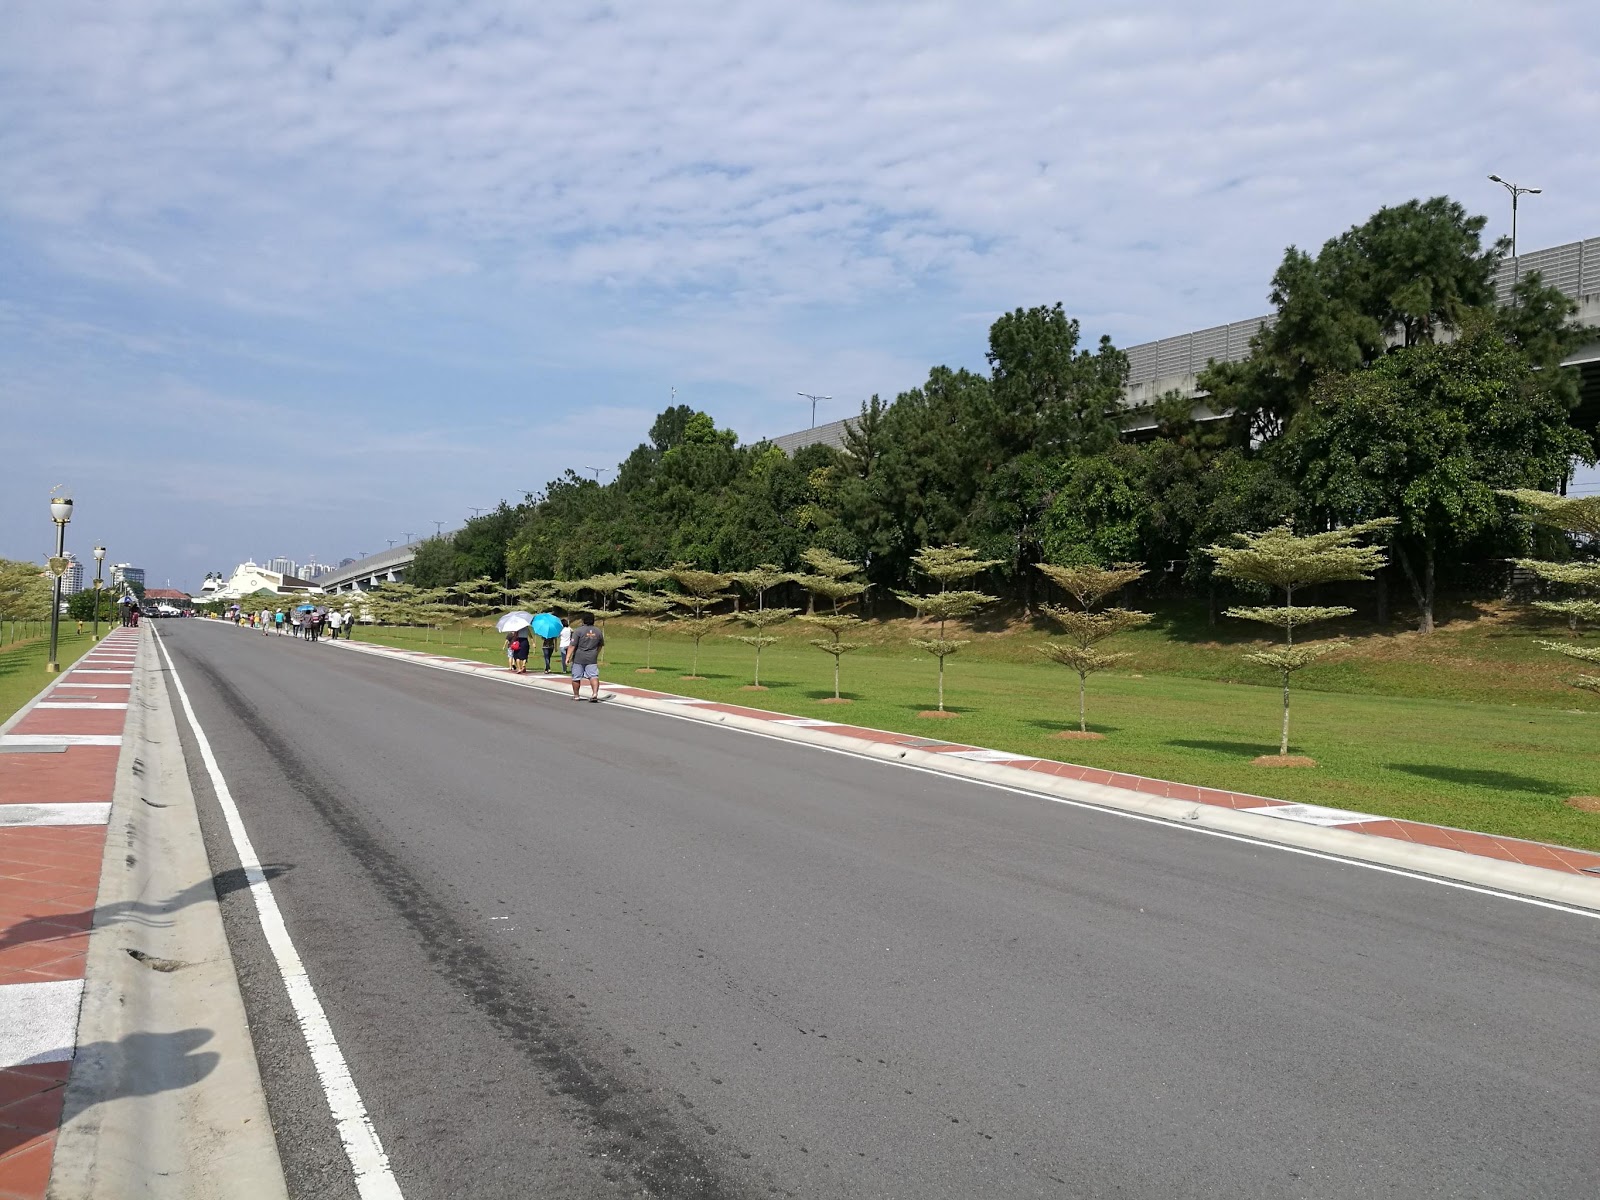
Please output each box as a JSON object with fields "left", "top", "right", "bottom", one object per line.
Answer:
{"left": 267, "top": 556, "right": 298, "bottom": 578}
{"left": 60, "top": 553, "right": 85, "bottom": 596}
{"left": 298, "top": 560, "right": 334, "bottom": 581}
{"left": 110, "top": 564, "right": 145, "bottom": 591}
{"left": 338, "top": 557, "right": 357, "bottom": 569}
{"left": 210, "top": 561, "right": 322, "bottom": 601}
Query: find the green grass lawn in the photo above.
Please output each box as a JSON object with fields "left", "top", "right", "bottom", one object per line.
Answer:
{"left": 352, "top": 619, "right": 1600, "bottom": 852}
{"left": 0, "top": 630, "right": 100, "bottom": 724}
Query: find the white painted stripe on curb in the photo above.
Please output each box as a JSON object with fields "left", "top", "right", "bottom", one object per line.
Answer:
{"left": 0, "top": 979, "right": 86, "bottom": 1067}
{"left": 1, "top": 734, "right": 123, "bottom": 746}
{"left": 154, "top": 631, "right": 404, "bottom": 1200}
{"left": 37, "top": 702, "right": 129, "bottom": 710}
{"left": 1241, "top": 803, "right": 1389, "bottom": 827}
{"left": 0, "top": 802, "right": 112, "bottom": 827}
{"left": 56, "top": 682, "right": 132, "bottom": 689}
{"left": 67, "top": 670, "right": 133, "bottom": 676}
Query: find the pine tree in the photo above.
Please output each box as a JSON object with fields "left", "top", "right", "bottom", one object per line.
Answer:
{"left": 729, "top": 565, "right": 797, "bottom": 688}
{"left": 894, "top": 545, "right": 1000, "bottom": 715}
{"left": 1502, "top": 490, "right": 1600, "bottom": 694}
{"left": 795, "top": 550, "right": 869, "bottom": 702}
{"left": 668, "top": 568, "right": 732, "bottom": 679}
{"left": 1205, "top": 520, "right": 1393, "bottom": 760}
{"left": 1034, "top": 562, "right": 1150, "bottom": 736}
{"left": 620, "top": 589, "right": 673, "bottom": 672}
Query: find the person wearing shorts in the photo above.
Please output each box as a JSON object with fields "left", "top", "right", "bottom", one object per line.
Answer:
{"left": 567, "top": 612, "right": 605, "bottom": 702}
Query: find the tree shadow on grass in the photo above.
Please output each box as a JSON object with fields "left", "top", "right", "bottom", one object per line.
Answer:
{"left": 1168, "top": 738, "right": 1282, "bottom": 757}
{"left": 801, "top": 689, "right": 863, "bottom": 703}
{"left": 1385, "top": 763, "right": 1567, "bottom": 796}
{"left": 1022, "top": 718, "right": 1122, "bottom": 735}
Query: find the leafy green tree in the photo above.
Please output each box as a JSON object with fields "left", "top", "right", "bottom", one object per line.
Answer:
{"left": 1202, "top": 197, "right": 1502, "bottom": 441}
{"left": 1035, "top": 563, "right": 1150, "bottom": 735}
{"left": 1502, "top": 490, "right": 1600, "bottom": 693}
{"left": 67, "top": 588, "right": 116, "bottom": 623}
{"left": 1292, "top": 321, "right": 1589, "bottom": 632}
{"left": 1206, "top": 521, "right": 1392, "bottom": 758}
{"left": 727, "top": 565, "right": 797, "bottom": 686}
{"left": 793, "top": 550, "right": 868, "bottom": 702}
{"left": 894, "top": 546, "right": 1000, "bottom": 715}
{"left": 0, "top": 563, "right": 50, "bottom": 624}
{"left": 407, "top": 536, "right": 458, "bottom": 588}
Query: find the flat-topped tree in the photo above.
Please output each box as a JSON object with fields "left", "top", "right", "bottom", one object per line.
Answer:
{"left": 1205, "top": 520, "right": 1393, "bottom": 760}
{"left": 795, "top": 550, "right": 868, "bottom": 702}
{"left": 1502, "top": 490, "right": 1600, "bottom": 694}
{"left": 620, "top": 589, "right": 673, "bottom": 672}
{"left": 729, "top": 565, "right": 798, "bottom": 688}
{"left": 894, "top": 545, "right": 1001, "bottom": 715}
{"left": 580, "top": 572, "right": 635, "bottom": 613}
{"left": 1035, "top": 562, "right": 1150, "bottom": 736}
{"left": 668, "top": 567, "right": 732, "bottom": 679}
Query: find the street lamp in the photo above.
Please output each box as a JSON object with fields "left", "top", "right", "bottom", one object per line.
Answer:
{"left": 796, "top": 392, "right": 832, "bottom": 429}
{"left": 1487, "top": 174, "right": 1541, "bottom": 258}
{"left": 580, "top": 466, "right": 611, "bottom": 481}
{"left": 91, "top": 546, "right": 106, "bottom": 642}
{"left": 46, "top": 495, "right": 73, "bottom": 673}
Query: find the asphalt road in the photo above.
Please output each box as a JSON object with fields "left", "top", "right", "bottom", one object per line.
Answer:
{"left": 154, "top": 620, "right": 1600, "bottom": 1199}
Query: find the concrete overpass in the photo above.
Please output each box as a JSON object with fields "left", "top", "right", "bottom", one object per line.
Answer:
{"left": 317, "top": 535, "right": 455, "bottom": 594}
{"left": 771, "top": 233, "right": 1600, "bottom": 455}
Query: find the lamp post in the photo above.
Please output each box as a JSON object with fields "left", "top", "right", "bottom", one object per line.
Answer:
{"left": 46, "top": 495, "right": 73, "bottom": 673}
{"left": 1487, "top": 174, "right": 1541, "bottom": 259}
{"left": 796, "top": 392, "right": 832, "bottom": 429}
{"left": 91, "top": 546, "right": 106, "bottom": 641}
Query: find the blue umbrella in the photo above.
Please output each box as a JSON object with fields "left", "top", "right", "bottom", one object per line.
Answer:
{"left": 531, "top": 612, "right": 562, "bottom": 639}
{"left": 295, "top": 603, "right": 317, "bottom": 612}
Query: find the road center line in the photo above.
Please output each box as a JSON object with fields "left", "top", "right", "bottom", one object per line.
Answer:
{"left": 154, "top": 630, "right": 405, "bottom": 1200}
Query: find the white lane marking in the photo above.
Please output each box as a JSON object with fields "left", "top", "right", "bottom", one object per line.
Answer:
{"left": 1242, "top": 803, "right": 1389, "bottom": 827}
{"left": 0, "top": 979, "right": 85, "bottom": 1067}
{"left": 329, "top": 637, "right": 1600, "bottom": 921}
{"left": 0, "top": 734, "right": 123, "bottom": 747}
{"left": 0, "top": 802, "right": 112, "bottom": 827}
{"left": 37, "top": 702, "right": 129, "bottom": 710}
{"left": 154, "top": 631, "right": 404, "bottom": 1200}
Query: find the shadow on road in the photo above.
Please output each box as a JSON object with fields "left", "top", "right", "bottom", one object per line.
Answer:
{"left": 0, "top": 865, "right": 292, "bottom": 954}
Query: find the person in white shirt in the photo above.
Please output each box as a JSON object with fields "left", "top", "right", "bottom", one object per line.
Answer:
{"left": 327, "top": 609, "right": 344, "bottom": 639}
{"left": 555, "top": 618, "right": 572, "bottom": 674}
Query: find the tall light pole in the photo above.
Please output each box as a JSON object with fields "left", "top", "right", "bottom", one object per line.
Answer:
{"left": 91, "top": 546, "right": 106, "bottom": 641}
{"left": 432, "top": 520, "right": 446, "bottom": 536}
{"left": 46, "top": 494, "right": 73, "bottom": 673}
{"left": 1488, "top": 174, "right": 1541, "bottom": 258}
{"left": 580, "top": 466, "right": 611, "bottom": 482}
{"left": 796, "top": 392, "right": 831, "bottom": 429}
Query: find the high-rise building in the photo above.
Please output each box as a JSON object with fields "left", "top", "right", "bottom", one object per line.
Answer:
{"left": 268, "top": 556, "right": 298, "bottom": 577}
{"left": 338, "top": 557, "right": 357, "bottom": 568}
{"left": 110, "top": 564, "right": 145, "bottom": 592}
{"left": 299, "top": 561, "right": 334, "bottom": 581}
{"left": 60, "top": 552, "right": 85, "bottom": 596}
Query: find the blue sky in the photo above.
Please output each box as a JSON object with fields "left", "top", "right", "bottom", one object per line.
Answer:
{"left": 2, "top": 1, "right": 1597, "bottom": 590}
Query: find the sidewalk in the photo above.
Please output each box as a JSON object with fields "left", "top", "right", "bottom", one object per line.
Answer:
{"left": 0, "top": 628, "right": 139, "bottom": 1200}
{"left": 318, "top": 631, "right": 1600, "bottom": 902}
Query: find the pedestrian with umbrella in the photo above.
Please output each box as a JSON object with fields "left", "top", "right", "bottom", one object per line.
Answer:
{"left": 531, "top": 612, "right": 562, "bottom": 673}
{"left": 497, "top": 611, "right": 535, "bottom": 674}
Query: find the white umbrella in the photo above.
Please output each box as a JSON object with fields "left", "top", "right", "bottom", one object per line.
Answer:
{"left": 496, "top": 610, "right": 535, "bottom": 633}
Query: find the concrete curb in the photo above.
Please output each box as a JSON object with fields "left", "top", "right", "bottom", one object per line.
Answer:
{"left": 48, "top": 629, "right": 289, "bottom": 1199}
{"left": 324, "top": 632, "right": 1600, "bottom": 914}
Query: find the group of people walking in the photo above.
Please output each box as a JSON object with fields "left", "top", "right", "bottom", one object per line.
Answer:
{"left": 234, "top": 606, "right": 352, "bottom": 641}
{"left": 504, "top": 613, "right": 606, "bottom": 702}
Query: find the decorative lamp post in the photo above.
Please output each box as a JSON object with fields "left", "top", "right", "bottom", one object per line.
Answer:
{"left": 91, "top": 546, "right": 106, "bottom": 641}
{"left": 46, "top": 495, "right": 73, "bottom": 673}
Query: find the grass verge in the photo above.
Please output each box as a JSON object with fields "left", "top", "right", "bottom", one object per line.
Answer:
{"left": 349, "top": 622, "right": 1600, "bottom": 852}
{"left": 0, "top": 630, "right": 99, "bottom": 724}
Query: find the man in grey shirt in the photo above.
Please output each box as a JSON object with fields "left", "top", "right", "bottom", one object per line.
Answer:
{"left": 567, "top": 611, "right": 605, "bottom": 702}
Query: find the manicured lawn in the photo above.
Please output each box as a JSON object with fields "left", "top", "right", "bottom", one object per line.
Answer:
{"left": 352, "top": 620, "right": 1600, "bottom": 852}
{"left": 0, "top": 630, "right": 99, "bottom": 724}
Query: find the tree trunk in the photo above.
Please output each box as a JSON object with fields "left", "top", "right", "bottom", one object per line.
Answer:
{"left": 753, "top": 645, "right": 762, "bottom": 687}
{"left": 936, "top": 655, "right": 946, "bottom": 712}
{"left": 1394, "top": 544, "right": 1436, "bottom": 635}
{"left": 1280, "top": 669, "right": 1291, "bottom": 756}
{"left": 1078, "top": 672, "right": 1088, "bottom": 733}
{"left": 833, "top": 653, "right": 841, "bottom": 700}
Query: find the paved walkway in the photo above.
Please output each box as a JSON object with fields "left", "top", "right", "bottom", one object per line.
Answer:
{"left": 0, "top": 629, "right": 139, "bottom": 1200}
{"left": 327, "top": 633, "right": 1600, "bottom": 880}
